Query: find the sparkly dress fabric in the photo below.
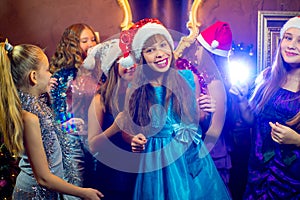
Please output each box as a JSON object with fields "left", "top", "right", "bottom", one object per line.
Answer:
{"left": 244, "top": 88, "right": 300, "bottom": 199}
{"left": 132, "top": 70, "right": 231, "bottom": 200}
{"left": 51, "top": 68, "right": 98, "bottom": 199}
{"left": 178, "top": 42, "right": 232, "bottom": 186}
{"left": 13, "top": 91, "right": 64, "bottom": 200}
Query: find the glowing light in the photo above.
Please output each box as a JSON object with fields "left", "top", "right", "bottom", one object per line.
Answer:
{"left": 228, "top": 60, "right": 251, "bottom": 85}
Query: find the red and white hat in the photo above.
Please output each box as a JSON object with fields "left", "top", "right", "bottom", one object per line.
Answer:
{"left": 280, "top": 16, "right": 300, "bottom": 39}
{"left": 82, "top": 39, "right": 121, "bottom": 75}
{"left": 197, "top": 21, "right": 232, "bottom": 57}
{"left": 119, "top": 18, "right": 174, "bottom": 68}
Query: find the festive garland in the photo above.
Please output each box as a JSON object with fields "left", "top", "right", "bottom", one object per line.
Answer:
{"left": 176, "top": 57, "right": 208, "bottom": 94}
{"left": 50, "top": 68, "right": 78, "bottom": 133}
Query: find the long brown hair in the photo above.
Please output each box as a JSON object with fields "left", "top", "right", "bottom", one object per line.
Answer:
{"left": 127, "top": 35, "right": 198, "bottom": 128}
{"left": 50, "top": 23, "right": 99, "bottom": 73}
{"left": 249, "top": 41, "right": 299, "bottom": 114}
{"left": 100, "top": 59, "right": 127, "bottom": 114}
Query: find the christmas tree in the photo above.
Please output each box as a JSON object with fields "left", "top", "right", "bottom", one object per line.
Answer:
{"left": 0, "top": 137, "right": 20, "bottom": 200}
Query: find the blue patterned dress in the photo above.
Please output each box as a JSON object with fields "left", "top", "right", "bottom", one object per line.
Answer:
{"left": 133, "top": 70, "right": 231, "bottom": 200}
{"left": 244, "top": 88, "right": 300, "bottom": 199}
{"left": 13, "top": 91, "right": 64, "bottom": 199}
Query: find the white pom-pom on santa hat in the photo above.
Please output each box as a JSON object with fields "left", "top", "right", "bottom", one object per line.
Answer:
{"left": 211, "top": 40, "right": 219, "bottom": 49}
{"left": 82, "top": 56, "right": 96, "bottom": 70}
{"left": 82, "top": 45, "right": 98, "bottom": 70}
{"left": 118, "top": 54, "right": 135, "bottom": 68}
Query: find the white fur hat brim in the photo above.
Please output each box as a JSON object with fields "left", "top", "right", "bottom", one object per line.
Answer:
{"left": 197, "top": 34, "right": 229, "bottom": 57}
{"left": 83, "top": 39, "right": 121, "bottom": 76}
{"left": 131, "top": 23, "right": 174, "bottom": 61}
{"left": 280, "top": 16, "right": 300, "bottom": 39}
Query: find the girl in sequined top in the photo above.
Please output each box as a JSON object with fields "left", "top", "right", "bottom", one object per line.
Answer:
{"left": 0, "top": 41, "right": 103, "bottom": 199}
{"left": 49, "top": 23, "right": 99, "bottom": 199}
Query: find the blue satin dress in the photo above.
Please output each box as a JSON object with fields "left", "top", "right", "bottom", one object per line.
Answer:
{"left": 133, "top": 70, "right": 231, "bottom": 200}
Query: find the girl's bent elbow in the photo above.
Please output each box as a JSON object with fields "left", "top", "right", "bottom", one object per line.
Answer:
{"left": 35, "top": 176, "right": 51, "bottom": 189}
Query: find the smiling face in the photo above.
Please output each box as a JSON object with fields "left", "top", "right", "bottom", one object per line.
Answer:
{"left": 142, "top": 35, "right": 172, "bottom": 73}
{"left": 79, "top": 28, "right": 97, "bottom": 58}
{"left": 118, "top": 62, "right": 136, "bottom": 82}
{"left": 280, "top": 27, "right": 300, "bottom": 68}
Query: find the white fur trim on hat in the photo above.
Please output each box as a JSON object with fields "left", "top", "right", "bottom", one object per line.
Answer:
{"left": 131, "top": 23, "right": 174, "bottom": 61}
{"left": 83, "top": 39, "right": 121, "bottom": 76}
{"left": 197, "top": 34, "right": 228, "bottom": 57}
{"left": 280, "top": 16, "right": 300, "bottom": 39}
{"left": 118, "top": 54, "right": 135, "bottom": 68}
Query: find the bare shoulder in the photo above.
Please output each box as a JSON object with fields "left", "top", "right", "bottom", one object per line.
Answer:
{"left": 90, "top": 93, "right": 105, "bottom": 111}
{"left": 192, "top": 73, "right": 199, "bottom": 83}
{"left": 22, "top": 110, "right": 39, "bottom": 125}
{"left": 92, "top": 93, "right": 101, "bottom": 104}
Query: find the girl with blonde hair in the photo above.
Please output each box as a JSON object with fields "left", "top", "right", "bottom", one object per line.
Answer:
{"left": 0, "top": 41, "right": 103, "bottom": 199}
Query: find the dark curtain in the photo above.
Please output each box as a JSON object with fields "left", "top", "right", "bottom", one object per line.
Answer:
{"left": 128, "top": 0, "right": 192, "bottom": 35}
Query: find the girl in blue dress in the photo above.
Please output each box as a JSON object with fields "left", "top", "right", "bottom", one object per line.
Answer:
{"left": 117, "top": 18, "right": 231, "bottom": 200}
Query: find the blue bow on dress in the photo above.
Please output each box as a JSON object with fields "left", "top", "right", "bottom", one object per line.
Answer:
{"left": 172, "top": 123, "right": 202, "bottom": 145}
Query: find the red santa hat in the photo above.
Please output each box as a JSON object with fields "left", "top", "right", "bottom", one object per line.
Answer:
{"left": 119, "top": 18, "right": 174, "bottom": 68}
{"left": 197, "top": 21, "right": 232, "bottom": 57}
{"left": 280, "top": 16, "right": 300, "bottom": 39}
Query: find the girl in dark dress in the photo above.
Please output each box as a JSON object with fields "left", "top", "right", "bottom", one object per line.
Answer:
{"left": 230, "top": 16, "right": 300, "bottom": 199}
{"left": 86, "top": 39, "right": 137, "bottom": 200}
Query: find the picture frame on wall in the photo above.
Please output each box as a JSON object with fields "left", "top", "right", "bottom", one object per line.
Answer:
{"left": 257, "top": 10, "right": 300, "bottom": 73}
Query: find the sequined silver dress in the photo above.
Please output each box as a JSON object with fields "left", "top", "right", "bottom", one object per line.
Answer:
{"left": 13, "top": 91, "right": 64, "bottom": 199}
